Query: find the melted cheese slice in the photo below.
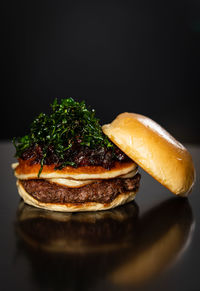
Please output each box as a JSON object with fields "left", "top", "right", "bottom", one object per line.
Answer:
{"left": 11, "top": 163, "right": 19, "bottom": 170}
{"left": 46, "top": 168, "right": 138, "bottom": 188}
{"left": 120, "top": 168, "right": 138, "bottom": 178}
{"left": 47, "top": 178, "right": 94, "bottom": 188}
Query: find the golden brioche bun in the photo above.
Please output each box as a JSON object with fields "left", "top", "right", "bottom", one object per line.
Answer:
{"left": 102, "top": 113, "right": 195, "bottom": 196}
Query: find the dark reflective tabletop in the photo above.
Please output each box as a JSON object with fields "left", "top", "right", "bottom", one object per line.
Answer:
{"left": 1, "top": 142, "right": 200, "bottom": 291}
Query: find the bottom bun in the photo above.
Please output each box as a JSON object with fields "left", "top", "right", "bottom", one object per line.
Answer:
{"left": 17, "top": 180, "right": 137, "bottom": 212}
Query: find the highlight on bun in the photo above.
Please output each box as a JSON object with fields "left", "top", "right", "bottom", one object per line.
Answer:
{"left": 102, "top": 113, "right": 195, "bottom": 196}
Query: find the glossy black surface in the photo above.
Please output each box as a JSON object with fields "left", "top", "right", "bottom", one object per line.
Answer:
{"left": 1, "top": 142, "right": 200, "bottom": 291}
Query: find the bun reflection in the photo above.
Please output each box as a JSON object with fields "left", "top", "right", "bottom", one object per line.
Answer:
{"left": 110, "top": 198, "right": 194, "bottom": 286}
{"left": 15, "top": 198, "right": 194, "bottom": 289}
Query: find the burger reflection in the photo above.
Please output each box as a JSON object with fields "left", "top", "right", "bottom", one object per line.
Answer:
{"left": 15, "top": 201, "right": 139, "bottom": 290}
{"left": 110, "top": 198, "right": 194, "bottom": 287}
{"left": 15, "top": 198, "right": 194, "bottom": 290}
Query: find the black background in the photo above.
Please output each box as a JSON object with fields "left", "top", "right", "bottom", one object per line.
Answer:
{"left": 2, "top": 0, "right": 200, "bottom": 142}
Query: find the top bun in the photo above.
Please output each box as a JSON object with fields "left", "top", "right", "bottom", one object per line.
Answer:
{"left": 102, "top": 113, "right": 195, "bottom": 196}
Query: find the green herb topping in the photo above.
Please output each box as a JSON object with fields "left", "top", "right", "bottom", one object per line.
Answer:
{"left": 13, "top": 98, "right": 115, "bottom": 176}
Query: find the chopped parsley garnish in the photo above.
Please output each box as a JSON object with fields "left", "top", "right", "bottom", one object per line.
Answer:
{"left": 13, "top": 98, "right": 114, "bottom": 176}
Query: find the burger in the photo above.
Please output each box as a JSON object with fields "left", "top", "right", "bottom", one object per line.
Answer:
{"left": 12, "top": 98, "right": 195, "bottom": 212}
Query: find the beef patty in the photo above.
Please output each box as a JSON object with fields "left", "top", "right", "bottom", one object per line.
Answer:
{"left": 20, "top": 173, "right": 141, "bottom": 204}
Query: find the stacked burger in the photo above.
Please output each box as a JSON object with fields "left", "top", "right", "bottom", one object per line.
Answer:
{"left": 12, "top": 98, "right": 195, "bottom": 212}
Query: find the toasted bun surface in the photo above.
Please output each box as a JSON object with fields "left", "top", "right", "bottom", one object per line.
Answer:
{"left": 102, "top": 113, "right": 195, "bottom": 196}
{"left": 14, "top": 160, "right": 137, "bottom": 180}
{"left": 17, "top": 180, "right": 137, "bottom": 212}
